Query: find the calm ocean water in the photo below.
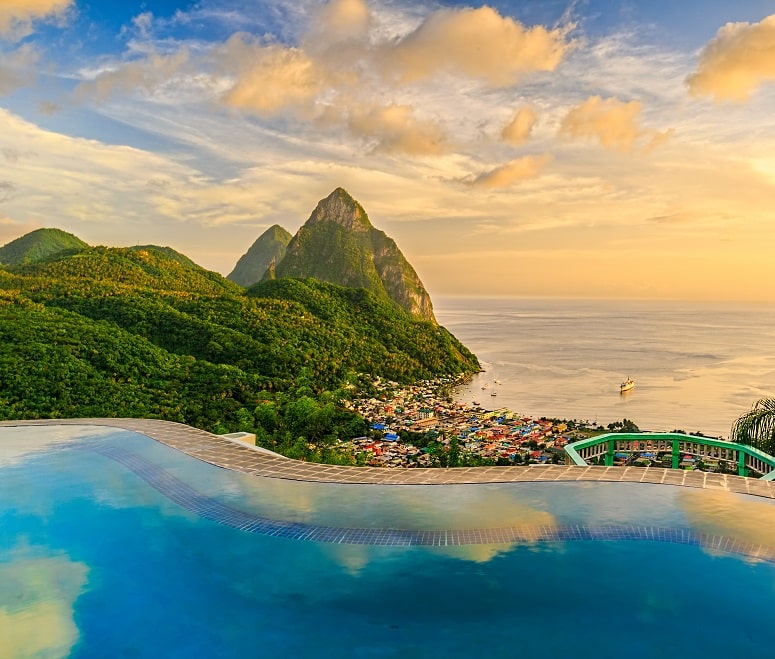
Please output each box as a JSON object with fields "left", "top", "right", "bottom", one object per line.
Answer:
{"left": 435, "top": 297, "right": 775, "bottom": 438}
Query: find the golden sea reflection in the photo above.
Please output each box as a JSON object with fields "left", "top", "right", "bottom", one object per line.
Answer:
{"left": 0, "top": 549, "right": 89, "bottom": 658}
{"left": 313, "top": 489, "right": 559, "bottom": 571}
{"left": 321, "top": 540, "right": 517, "bottom": 572}
{"left": 429, "top": 543, "right": 514, "bottom": 564}
{"left": 678, "top": 489, "right": 775, "bottom": 551}
{"left": 229, "top": 476, "right": 559, "bottom": 533}
{"left": 320, "top": 544, "right": 373, "bottom": 575}
{"left": 323, "top": 534, "right": 565, "bottom": 572}
{"left": 0, "top": 426, "right": 114, "bottom": 467}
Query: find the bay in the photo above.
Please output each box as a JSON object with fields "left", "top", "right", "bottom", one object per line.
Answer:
{"left": 435, "top": 297, "right": 775, "bottom": 438}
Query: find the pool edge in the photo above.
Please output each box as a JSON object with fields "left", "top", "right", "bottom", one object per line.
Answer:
{"left": 1, "top": 418, "right": 773, "bottom": 499}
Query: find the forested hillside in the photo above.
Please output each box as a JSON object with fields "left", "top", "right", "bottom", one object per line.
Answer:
{"left": 0, "top": 244, "right": 478, "bottom": 461}
{"left": 0, "top": 228, "right": 88, "bottom": 265}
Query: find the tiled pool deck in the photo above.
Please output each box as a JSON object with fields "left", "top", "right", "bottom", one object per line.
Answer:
{"left": 3, "top": 417, "right": 775, "bottom": 500}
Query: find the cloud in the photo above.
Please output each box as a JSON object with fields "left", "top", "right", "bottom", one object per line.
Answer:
{"left": 66, "top": 2, "right": 573, "bottom": 161}
{"left": 687, "top": 14, "right": 775, "bottom": 102}
{"left": 38, "top": 100, "right": 60, "bottom": 115}
{"left": 501, "top": 107, "right": 539, "bottom": 145}
{"left": 0, "top": 0, "right": 72, "bottom": 38}
{"left": 470, "top": 154, "right": 551, "bottom": 188}
{"left": 348, "top": 104, "right": 448, "bottom": 156}
{"left": 642, "top": 128, "right": 675, "bottom": 154}
{"left": 0, "top": 44, "right": 38, "bottom": 94}
{"left": 0, "top": 181, "right": 16, "bottom": 202}
{"left": 679, "top": 488, "right": 775, "bottom": 551}
{"left": 75, "top": 50, "right": 190, "bottom": 103}
{"left": 0, "top": 548, "right": 88, "bottom": 658}
{"left": 378, "top": 6, "right": 570, "bottom": 87}
{"left": 0, "top": 106, "right": 211, "bottom": 229}
{"left": 559, "top": 95, "right": 643, "bottom": 151}
{"left": 129, "top": 11, "right": 154, "bottom": 40}
{"left": 305, "top": 0, "right": 371, "bottom": 51}
{"left": 1, "top": 148, "right": 20, "bottom": 163}
{"left": 218, "top": 35, "right": 326, "bottom": 116}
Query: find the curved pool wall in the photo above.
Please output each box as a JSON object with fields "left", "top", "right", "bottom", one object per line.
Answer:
{"left": 5, "top": 419, "right": 775, "bottom": 560}
{"left": 4, "top": 421, "right": 775, "bottom": 657}
{"left": 82, "top": 439, "right": 775, "bottom": 565}
{"left": 4, "top": 418, "right": 775, "bottom": 496}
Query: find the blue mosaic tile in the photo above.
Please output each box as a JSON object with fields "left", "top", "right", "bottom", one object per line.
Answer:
{"left": 91, "top": 444, "right": 775, "bottom": 564}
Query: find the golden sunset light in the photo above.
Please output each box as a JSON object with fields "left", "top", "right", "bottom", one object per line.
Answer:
{"left": 0, "top": 0, "right": 773, "bottom": 300}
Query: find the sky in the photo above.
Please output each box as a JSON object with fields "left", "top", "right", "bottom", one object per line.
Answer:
{"left": 1, "top": 0, "right": 775, "bottom": 301}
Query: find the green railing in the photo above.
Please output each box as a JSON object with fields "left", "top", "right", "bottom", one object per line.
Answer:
{"left": 564, "top": 432, "right": 775, "bottom": 479}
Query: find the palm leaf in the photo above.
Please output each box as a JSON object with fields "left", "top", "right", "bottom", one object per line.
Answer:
{"left": 731, "top": 398, "right": 775, "bottom": 454}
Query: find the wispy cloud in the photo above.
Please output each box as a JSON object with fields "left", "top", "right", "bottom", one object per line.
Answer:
{"left": 470, "top": 154, "right": 551, "bottom": 189}
{"left": 0, "top": 44, "right": 38, "bottom": 94}
{"left": 72, "top": 0, "right": 574, "bottom": 159}
{"left": 501, "top": 107, "right": 539, "bottom": 146}
{"left": 0, "top": 0, "right": 72, "bottom": 40}
{"left": 75, "top": 50, "right": 191, "bottom": 103}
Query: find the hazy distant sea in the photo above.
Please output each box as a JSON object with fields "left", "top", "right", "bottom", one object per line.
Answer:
{"left": 434, "top": 297, "right": 775, "bottom": 438}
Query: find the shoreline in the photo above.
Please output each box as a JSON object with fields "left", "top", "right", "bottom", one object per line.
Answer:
{"left": 342, "top": 376, "right": 609, "bottom": 469}
{"left": 432, "top": 298, "right": 770, "bottom": 439}
{"left": 341, "top": 375, "right": 726, "bottom": 469}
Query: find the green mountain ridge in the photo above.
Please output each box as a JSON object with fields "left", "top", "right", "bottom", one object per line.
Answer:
{"left": 0, "top": 228, "right": 88, "bottom": 266}
{"left": 0, "top": 238, "right": 479, "bottom": 456}
{"left": 11, "top": 245, "right": 237, "bottom": 295}
{"left": 265, "top": 188, "right": 437, "bottom": 323}
{"left": 227, "top": 224, "right": 291, "bottom": 287}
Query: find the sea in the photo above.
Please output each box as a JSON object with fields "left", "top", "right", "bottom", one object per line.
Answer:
{"left": 434, "top": 297, "right": 775, "bottom": 438}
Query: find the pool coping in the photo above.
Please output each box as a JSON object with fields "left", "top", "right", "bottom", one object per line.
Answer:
{"left": 3, "top": 417, "right": 775, "bottom": 500}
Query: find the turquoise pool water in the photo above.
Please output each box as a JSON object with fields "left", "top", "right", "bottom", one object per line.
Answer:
{"left": 2, "top": 426, "right": 775, "bottom": 658}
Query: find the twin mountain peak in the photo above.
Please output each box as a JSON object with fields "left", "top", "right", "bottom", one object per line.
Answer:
{"left": 0, "top": 188, "right": 436, "bottom": 324}
{"left": 228, "top": 187, "right": 436, "bottom": 323}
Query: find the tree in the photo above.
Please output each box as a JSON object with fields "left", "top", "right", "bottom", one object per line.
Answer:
{"left": 448, "top": 436, "right": 460, "bottom": 468}
{"left": 732, "top": 398, "right": 775, "bottom": 455}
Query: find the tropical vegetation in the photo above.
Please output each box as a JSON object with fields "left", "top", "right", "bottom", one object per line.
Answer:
{"left": 0, "top": 239, "right": 479, "bottom": 463}
{"left": 0, "top": 227, "right": 87, "bottom": 266}
{"left": 731, "top": 398, "right": 775, "bottom": 456}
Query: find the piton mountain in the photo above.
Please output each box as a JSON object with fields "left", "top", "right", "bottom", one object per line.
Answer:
{"left": 231, "top": 188, "right": 436, "bottom": 323}
{"left": 227, "top": 224, "right": 291, "bottom": 287}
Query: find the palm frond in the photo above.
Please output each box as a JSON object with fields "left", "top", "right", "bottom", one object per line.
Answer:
{"left": 731, "top": 398, "right": 775, "bottom": 454}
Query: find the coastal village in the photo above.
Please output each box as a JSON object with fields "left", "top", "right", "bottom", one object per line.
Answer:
{"left": 338, "top": 377, "right": 599, "bottom": 468}
{"left": 335, "top": 376, "right": 746, "bottom": 473}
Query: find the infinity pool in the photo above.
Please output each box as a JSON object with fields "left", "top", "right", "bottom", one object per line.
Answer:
{"left": 2, "top": 426, "right": 775, "bottom": 657}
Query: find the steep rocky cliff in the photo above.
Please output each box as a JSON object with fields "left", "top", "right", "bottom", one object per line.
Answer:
{"left": 270, "top": 188, "right": 436, "bottom": 322}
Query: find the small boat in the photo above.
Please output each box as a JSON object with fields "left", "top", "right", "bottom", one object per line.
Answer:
{"left": 620, "top": 377, "right": 634, "bottom": 393}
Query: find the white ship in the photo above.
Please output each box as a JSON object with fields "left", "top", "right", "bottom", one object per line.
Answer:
{"left": 620, "top": 377, "right": 635, "bottom": 393}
